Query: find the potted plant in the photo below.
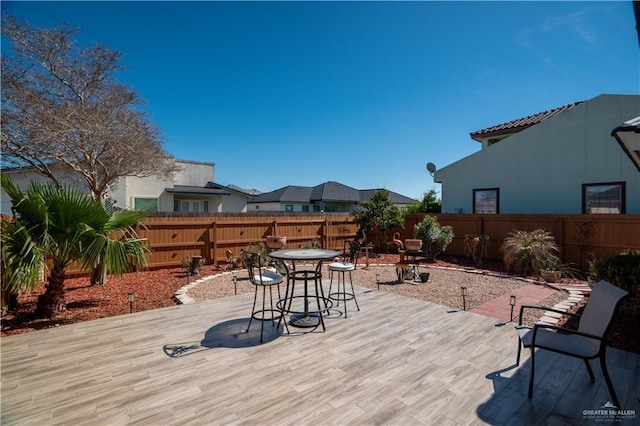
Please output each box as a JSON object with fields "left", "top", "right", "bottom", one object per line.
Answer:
{"left": 404, "top": 239, "right": 423, "bottom": 251}
{"left": 265, "top": 235, "right": 287, "bottom": 249}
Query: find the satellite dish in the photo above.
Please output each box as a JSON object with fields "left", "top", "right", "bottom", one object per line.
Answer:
{"left": 426, "top": 162, "right": 437, "bottom": 174}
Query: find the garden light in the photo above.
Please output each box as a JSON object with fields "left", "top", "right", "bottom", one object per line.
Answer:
{"left": 376, "top": 273, "right": 380, "bottom": 290}
{"left": 510, "top": 294, "right": 516, "bottom": 322}
{"left": 461, "top": 286, "right": 467, "bottom": 311}
{"left": 127, "top": 291, "right": 134, "bottom": 314}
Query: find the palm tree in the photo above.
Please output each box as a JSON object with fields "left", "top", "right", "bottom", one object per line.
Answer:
{"left": 1, "top": 175, "right": 149, "bottom": 317}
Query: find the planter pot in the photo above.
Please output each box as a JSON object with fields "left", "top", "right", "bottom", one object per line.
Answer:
{"left": 541, "top": 270, "right": 561, "bottom": 283}
{"left": 419, "top": 272, "right": 430, "bottom": 283}
{"left": 405, "top": 239, "right": 423, "bottom": 251}
{"left": 265, "top": 235, "right": 287, "bottom": 249}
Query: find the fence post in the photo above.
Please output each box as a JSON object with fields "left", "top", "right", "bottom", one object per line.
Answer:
{"left": 211, "top": 220, "right": 217, "bottom": 265}
{"left": 557, "top": 218, "right": 564, "bottom": 261}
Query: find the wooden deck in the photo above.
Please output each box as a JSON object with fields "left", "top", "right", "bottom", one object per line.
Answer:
{"left": 2, "top": 284, "right": 639, "bottom": 425}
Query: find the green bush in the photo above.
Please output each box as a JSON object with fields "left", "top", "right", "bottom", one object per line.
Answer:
{"left": 414, "top": 215, "right": 454, "bottom": 260}
{"left": 589, "top": 250, "right": 640, "bottom": 323}
{"left": 501, "top": 229, "right": 559, "bottom": 276}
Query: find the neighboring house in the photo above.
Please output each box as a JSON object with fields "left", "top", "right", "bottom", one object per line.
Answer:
{"left": 1, "top": 159, "right": 255, "bottom": 215}
{"left": 433, "top": 94, "right": 640, "bottom": 214}
{"left": 247, "top": 181, "right": 417, "bottom": 212}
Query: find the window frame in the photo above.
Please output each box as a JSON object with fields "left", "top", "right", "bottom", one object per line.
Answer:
{"left": 134, "top": 197, "right": 158, "bottom": 212}
{"left": 173, "top": 198, "right": 210, "bottom": 213}
{"left": 582, "top": 181, "right": 626, "bottom": 214}
{"left": 473, "top": 188, "right": 499, "bottom": 214}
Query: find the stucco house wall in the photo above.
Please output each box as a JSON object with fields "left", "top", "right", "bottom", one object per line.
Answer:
{"left": 434, "top": 94, "right": 640, "bottom": 214}
{"left": 1, "top": 159, "right": 251, "bottom": 215}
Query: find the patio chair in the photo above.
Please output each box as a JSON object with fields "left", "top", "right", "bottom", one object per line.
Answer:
{"left": 244, "top": 251, "right": 285, "bottom": 343}
{"left": 515, "top": 280, "right": 629, "bottom": 407}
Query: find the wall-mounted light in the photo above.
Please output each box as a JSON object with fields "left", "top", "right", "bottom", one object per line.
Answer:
{"left": 461, "top": 286, "right": 467, "bottom": 311}
{"left": 128, "top": 291, "right": 135, "bottom": 314}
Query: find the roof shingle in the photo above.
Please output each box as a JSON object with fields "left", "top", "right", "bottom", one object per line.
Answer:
{"left": 470, "top": 102, "right": 582, "bottom": 141}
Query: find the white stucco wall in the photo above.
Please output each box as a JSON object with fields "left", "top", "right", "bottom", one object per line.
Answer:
{"left": 223, "top": 194, "right": 249, "bottom": 213}
{"left": 112, "top": 160, "right": 214, "bottom": 211}
{"left": 172, "top": 161, "right": 215, "bottom": 187}
{"left": 435, "top": 94, "right": 640, "bottom": 214}
{"left": 1, "top": 166, "right": 88, "bottom": 216}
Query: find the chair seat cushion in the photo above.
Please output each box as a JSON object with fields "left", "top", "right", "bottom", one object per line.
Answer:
{"left": 516, "top": 325, "right": 600, "bottom": 358}
{"left": 253, "top": 272, "right": 284, "bottom": 285}
{"left": 328, "top": 262, "right": 356, "bottom": 271}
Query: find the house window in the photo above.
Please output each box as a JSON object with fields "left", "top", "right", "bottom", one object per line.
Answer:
{"left": 173, "top": 199, "right": 209, "bottom": 213}
{"left": 583, "top": 182, "right": 625, "bottom": 214}
{"left": 473, "top": 188, "right": 499, "bottom": 214}
{"left": 313, "top": 205, "right": 321, "bottom": 212}
{"left": 302, "top": 205, "right": 309, "bottom": 212}
{"left": 134, "top": 198, "right": 158, "bottom": 212}
{"left": 285, "top": 205, "right": 294, "bottom": 212}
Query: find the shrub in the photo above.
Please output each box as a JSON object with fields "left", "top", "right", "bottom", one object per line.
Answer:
{"left": 589, "top": 250, "right": 640, "bottom": 324}
{"left": 414, "top": 215, "right": 454, "bottom": 260}
{"left": 501, "top": 229, "right": 559, "bottom": 276}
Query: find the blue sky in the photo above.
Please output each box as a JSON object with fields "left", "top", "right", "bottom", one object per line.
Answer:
{"left": 3, "top": 1, "right": 639, "bottom": 200}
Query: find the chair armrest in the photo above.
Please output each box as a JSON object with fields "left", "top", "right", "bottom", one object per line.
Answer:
{"left": 518, "top": 304, "right": 581, "bottom": 325}
{"left": 531, "top": 323, "right": 605, "bottom": 343}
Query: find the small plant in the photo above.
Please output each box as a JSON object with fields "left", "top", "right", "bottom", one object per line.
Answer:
{"left": 589, "top": 249, "right": 640, "bottom": 324}
{"left": 575, "top": 220, "right": 597, "bottom": 270}
{"left": 414, "top": 215, "right": 454, "bottom": 260}
{"left": 501, "top": 229, "right": 559, "bottom": 277}
{"left": 244, "top": 242, "right": 269, "bottom": 266}
{"left": 300, "top": 238, "right": 322, "bottom": 249}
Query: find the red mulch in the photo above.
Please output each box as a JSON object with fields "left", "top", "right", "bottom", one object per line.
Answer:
{"left": 2, "top": 252, "right": 635, "bottom": 354}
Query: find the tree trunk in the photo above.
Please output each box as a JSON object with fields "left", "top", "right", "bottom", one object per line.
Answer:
{"left": 90, "top": 261, "right": 107, "bottom": 286}
{"left": 35, "top": 264, "right": 66, "bottom": 317}
{"left": 1, "top": 287, "right": 19, "bottom": 314}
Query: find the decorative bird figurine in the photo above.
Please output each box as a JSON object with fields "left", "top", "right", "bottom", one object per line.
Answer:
{"left": 355, "top": 229, "right": 367, "bottom": 246}
{"left": 393, "top": 232, "right": 404, "bottom": 251}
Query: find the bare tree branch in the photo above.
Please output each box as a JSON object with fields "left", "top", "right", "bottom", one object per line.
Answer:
{"left": 1, "top": 16, "right": 180, "bottom": 200}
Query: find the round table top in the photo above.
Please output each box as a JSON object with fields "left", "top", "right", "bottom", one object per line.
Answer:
{"left": 268, "top": 249, "right": 340, "bottom": 261}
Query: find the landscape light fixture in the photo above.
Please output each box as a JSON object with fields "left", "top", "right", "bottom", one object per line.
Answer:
{"left": 461, "top": 286, "right": 467, "bottom": 311}
{"left": 128, "top": 291, "right": 134, "bottom": 314}
{"left": 376, "top": 273, "right": 380, "bottom": 290}
{"left": 510, "top": 294, "right": 517, "bottom": 322}
{"left": 232, "top": 272, "right": 237, "bottom": 295}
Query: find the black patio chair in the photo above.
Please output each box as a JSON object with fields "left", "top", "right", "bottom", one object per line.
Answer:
{"left": 515, "top": 280, "right": 629, "bottom": 407}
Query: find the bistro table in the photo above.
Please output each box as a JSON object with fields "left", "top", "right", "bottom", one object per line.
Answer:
{"left": 269, "top": 248, "right": 340, "bottom": 330}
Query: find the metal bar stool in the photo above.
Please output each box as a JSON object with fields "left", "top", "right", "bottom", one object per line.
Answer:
{"left": 244, "top": 251, "right": 285, "bottom": 343}
{"left": 327, "top": 241, "right": 360, "bottom": 318}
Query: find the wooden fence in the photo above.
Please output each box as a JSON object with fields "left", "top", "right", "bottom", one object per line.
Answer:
{"left": 386, "top": 214, "right": 640, "bottom": 270}
{"left": 55, "top": 212, "right": 639, "bottom": 275}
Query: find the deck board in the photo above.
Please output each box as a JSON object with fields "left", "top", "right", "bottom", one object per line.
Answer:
{"left": 2, "top": 284, "right": 639, "bottom": 425}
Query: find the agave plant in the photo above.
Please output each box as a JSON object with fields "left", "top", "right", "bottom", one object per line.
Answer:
{"left": 501, "top": 229, "right": 559, "bottom": 276}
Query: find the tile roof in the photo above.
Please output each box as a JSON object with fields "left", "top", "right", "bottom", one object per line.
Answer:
{"left": 250, "top": 181, "right": 417, "bottom": 204}
{"left": 470, "top": 101, "right": 583, "bottom": 141}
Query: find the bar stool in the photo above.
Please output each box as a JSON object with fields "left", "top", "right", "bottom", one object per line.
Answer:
{"left": 328, "top": 241, "right": 360, "bottom": 318}
{"left": 244, "top": 251, "right": 284, "bottom": 343}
